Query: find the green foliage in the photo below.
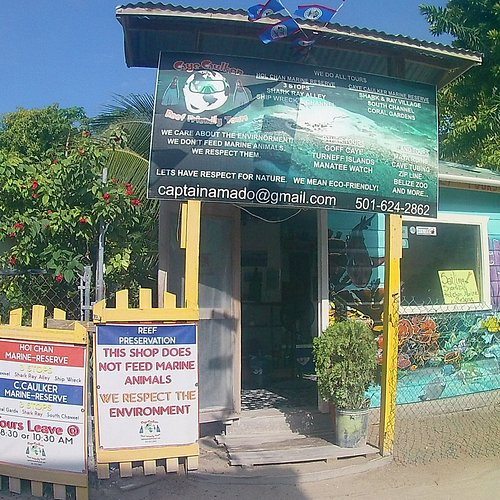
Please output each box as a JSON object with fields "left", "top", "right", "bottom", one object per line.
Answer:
{"left": 420, "top": 1, "right": 500, "bottom": 170}
{"left": 0, "top": 105, "right": 157, "bottom": 297}
{"left": 313, "top": 319, "right": 377, "bottom": 409}
{"left": 91, "top": 94, "right": 154, "bottom": 160}
{"left": 90, "top": 94, "right": 156, "bottom": 210}
{"left": 90, "top": 94, "right": 159, "bottom": 279}
{"left": 0, "top": 105, "right": 87, "bottom": 158}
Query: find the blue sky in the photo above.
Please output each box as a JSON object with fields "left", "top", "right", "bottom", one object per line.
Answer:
{"left": 1, "top": 0, "right": 450, "bottom": 118}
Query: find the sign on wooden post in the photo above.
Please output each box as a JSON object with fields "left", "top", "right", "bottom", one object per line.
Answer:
{"left": 93, "top": 289, "right": 200, "bottom": 479}
{"left": 95, "top": 323, "right": 198, "bottom": 448}
{"left": 0, "top": 306, "right": 89, "bottom": 500}
{"left": 92, "top": 201, "right": 201, "bottom": 479}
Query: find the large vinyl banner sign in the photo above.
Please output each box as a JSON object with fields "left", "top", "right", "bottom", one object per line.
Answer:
{"left": 150, "top": 52, "right": 438, "bottom": 217}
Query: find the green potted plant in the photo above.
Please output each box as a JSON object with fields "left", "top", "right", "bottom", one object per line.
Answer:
{"left": 313, "top": 318, "right": 377, "bottom": 448}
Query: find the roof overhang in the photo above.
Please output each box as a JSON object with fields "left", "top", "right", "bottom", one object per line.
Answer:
{"left": 116, "top": 3, "right": 482, "bottom": 89}
{"left": 439, "top": 161, "right": 500, "bottom": 192}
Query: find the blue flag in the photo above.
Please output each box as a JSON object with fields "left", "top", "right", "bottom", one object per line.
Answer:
{"left": 295, "top": 4, "right": 337, "bottom": 23}
{"left": 259, "top": 17, "right": 300, "bottom": 44}
{"left": 259, "top": 0, "right": 286, "bottom": 18}
{"left": 248, "top": 0, "right": 286, "bottom": 21}
{"left": 248, "top": 4, "right": 264, "bottom": 21}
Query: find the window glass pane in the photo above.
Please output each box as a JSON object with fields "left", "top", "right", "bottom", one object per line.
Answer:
{"left": 401, "top": 222, "right": 482, "bottom": 306}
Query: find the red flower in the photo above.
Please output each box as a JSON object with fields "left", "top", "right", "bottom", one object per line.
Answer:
{"left": 103, "top": 193, "right": 110, "bottom": 201}
{"left": 9, "top": 232, "right": 15, "bottom": 238}
{"left": 32, "top": 180, "right": 39, "bottom": 190}
{"left": 126, "top": 186, "right": 134, "bottom": 196}
{"left": 13, "top": 223, "right": 25, "bottom": 230}
{"left": 111, "top": 178, "right": 118, "bottom": 184}
{"left": 80, "top": 216, "right": 87, "bottom": 224}
{"left": 33, "top": 192, "right": 38, "bottom": 199}
{"left": 9, "top": 256, "right": 16, "bottom": 265}
{"left": 55, "top": 274, "right": 64, "bottom": 282}
{"left": 47, "top": 210, "right": 53, "bottom": 214}
{"left": 131, "top": 198, "right": 141, "bottom": 206}
{"left": 52, "top": 159, "right": 59, "bottom": 164}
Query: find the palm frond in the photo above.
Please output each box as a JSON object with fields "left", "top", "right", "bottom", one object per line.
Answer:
{"left": 92, "top": 94, "right": 154, "bottom": 130}
{"left": 91, "top": 94, "right": 154, "bottom": 158}
{"left": 106, "top": 148, "right": 159, "bottom": 217}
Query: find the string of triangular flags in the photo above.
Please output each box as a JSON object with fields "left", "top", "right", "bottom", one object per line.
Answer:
{"left": 248, "top": 1, "right": 347, "bottom": 45}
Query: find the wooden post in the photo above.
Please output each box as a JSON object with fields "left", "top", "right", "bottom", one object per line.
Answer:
{"left": 92, "top": 201, "right": 202, "bottom": 478}
{"left": 183, "top": 200, "right": 201, "bottom": 310}
{"left": 379, "top": 214, "right": 402, "bottom": 456}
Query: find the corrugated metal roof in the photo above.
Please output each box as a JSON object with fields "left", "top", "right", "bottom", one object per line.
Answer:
{"left": 439, "top": 161, "right": 500, "bottom": 188}
{"left": 116, "top": 3, "right": 482, "bottom": 88}
{"left": 116, "top": 2, "right": 474, "bottom": 55}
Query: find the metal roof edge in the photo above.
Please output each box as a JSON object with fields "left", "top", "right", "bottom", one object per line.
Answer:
{"left": 439, "top": 172, "right": 500, "bottom": 188}
{"left": 115, "top": 3, "right": 482, "bottom": 64}
{"left": 439, "top": 160, "right": 500, "bottom": 188}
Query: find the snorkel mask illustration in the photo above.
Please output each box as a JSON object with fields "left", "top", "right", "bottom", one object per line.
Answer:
{"left": 182, "top": 70, "right": 230, "bottom": 114}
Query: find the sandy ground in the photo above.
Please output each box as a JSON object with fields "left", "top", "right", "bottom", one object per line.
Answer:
{"left": 90, "top": 456, "right": 500, "bottom": 499}
{"left": 2, "top": 393, "right": 499, "bottom": 499}
{"left": 1, "top": 455, "right": 500, "bottom": 500}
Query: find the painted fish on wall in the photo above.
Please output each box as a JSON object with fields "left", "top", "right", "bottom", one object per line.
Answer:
{"left": 328, "top": 214, "right": 385, "bottom": 326}
{"left": 345, "top": 214, "right": 385, "bottom": 288}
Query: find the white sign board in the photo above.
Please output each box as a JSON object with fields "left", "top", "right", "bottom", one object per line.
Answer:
{"left": 95, "top": 323, "right": 198, "bottom": 449}
{"left": 0, "top": 339, "right": 87, "bottom": 472}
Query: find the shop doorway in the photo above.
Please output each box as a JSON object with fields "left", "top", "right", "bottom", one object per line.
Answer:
{"left": 240, "top": 208, "right": 319, "bottom": 409}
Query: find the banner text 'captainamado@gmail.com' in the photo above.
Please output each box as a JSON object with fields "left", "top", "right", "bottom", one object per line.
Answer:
{"left": 156, "top": 184, "right": 338, "bottom": 207}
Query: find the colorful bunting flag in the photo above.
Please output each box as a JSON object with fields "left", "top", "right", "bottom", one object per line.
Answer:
{"left": 295, "top": 4, "right": 337, "bottom": 23}
{"left": 259, "top": 16, "right": 301, "bottom": 44}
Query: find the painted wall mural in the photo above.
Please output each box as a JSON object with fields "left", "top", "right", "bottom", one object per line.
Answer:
{"left": 369, "top": 312, "right": 500, "bottom": 406}
{"left": 328, "top": 213, "right": 384, "bottom": 328}
{"left": 329, "top": 217, "right": 500, "bottom": 407}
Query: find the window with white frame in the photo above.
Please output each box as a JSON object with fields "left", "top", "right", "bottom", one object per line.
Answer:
{"left": 400, "top": 214, "right": 491, "bottom": 313}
